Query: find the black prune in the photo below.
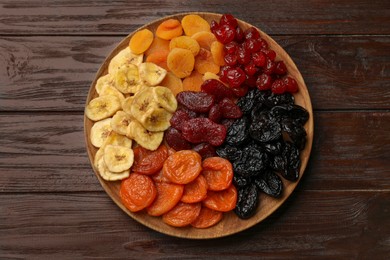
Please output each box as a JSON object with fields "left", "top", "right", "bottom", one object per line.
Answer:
{"left": 225, "top": 116, "right": 250, "bottom": 146}
{"left": 234, "top": 183, "right": 259, "bottom": 219}
{"left": 281, "top": 142, "right": 300, "bottom": 181}
{"left": 270, "top": 154, "right": 286, "bottom": 172}
{"left": 261, "top": 139, "right": 283, "bottom": 155}
{"left": 254, "top": 171, "right": 283, "bottom": 198}
{"left": 264, "top": 92, "right": 294, "bottom": 107}
{"left": 250, "top": 115, "right": 281, "bottom": 143}
{"left": 237, "top": 88, "right": 258, "bottom": 115}
{"left": 216, "top": 144, "right": 243, "bottom": 161}
{"left": 281, "top": 118, "right": 307, "bottom": 150}
{"left": 233, "top": 174, "right": 250, "bottom": 188}
{"left": 289, "top": 104, "right": 309, "bottom": 125}
{"left": 233, "top": 144, "right": 268, "bottom": 177}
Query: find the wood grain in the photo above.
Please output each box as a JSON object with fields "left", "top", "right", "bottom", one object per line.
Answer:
{"left": 0, "top": 0, "right": 389, "bottom": 35}
{"left": 1, "top": 112, "right": 388, "bottom": 192}
{"left": 1, "top": 191, "right": 389, "bottom": 258}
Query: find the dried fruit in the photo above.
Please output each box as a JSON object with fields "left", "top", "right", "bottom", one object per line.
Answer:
{"left": 182, "top": 118, "right": 227, "bottom": 146}
{"left": 176, "top": 91, "right": 215, "bottom": 113}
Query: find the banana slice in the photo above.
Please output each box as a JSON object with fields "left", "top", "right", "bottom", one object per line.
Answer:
{"left": 103, "top": 144, "right": 134, "bottom": 173}
{"left": 139, "top": 102, "right": 172, "bottom": 132}
{"left": 122, "top": 96, "right": 134, "bottom": 115}
{"left": 127, "top": 120, "right": 164, "bottom": 151}
{"left": 94, "top": 147, "right": 105, "bottom": 168}
{"left": 130, "top": 87, "right": 155, "bottom": 118}
{"left": 104, "top": 131, "right": 132, "bottom": 148}
{"left": 90, "top": 118, "right": 112, "bottom": 148}
{"left": 114, "top": 63, "right": 145, "bottom": 94}
{"left": 108, "top": 47, "right": 143, "bottom": 74}
{"left": 100, "top": 85, "right": 125, "bottom": 105}
{"left": 85, "top": 95, "right": 121, "bottom": 121}
{"left": 95, "top": 74, "right": 115, "bottom": 95}
{"left": 111, "top": 111, "right": 134, "bottom": 136}
{"left": 97, "top": 157, "right": 130, "bottom": 181}
{"left": 152, "top": 86, "right": 177, "bottom": 113}
{"left": 138, "top": 62, "right": 167, "bottom": 86}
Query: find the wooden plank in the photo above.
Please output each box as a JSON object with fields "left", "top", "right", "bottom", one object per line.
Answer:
{"left": 0, "top": 0, "right": 389, "bottom": 35}
{"left": 0, "top": 112, "right": 389, "bottom": 192}
{"left": 0, "top": 36, "right": 389, "bottom": 111}
{"left": 0, "top": 191, "right": 389, "bottom": 258}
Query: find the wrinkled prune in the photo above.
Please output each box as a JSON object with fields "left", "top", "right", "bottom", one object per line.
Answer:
{"left": 233, "top": 174, "right": 250, "bottom": 188}
{"left": 250, "top": 115, "right": 281, "bottom": 143}
{"left": 219, "top": 98, "right": 243, "bottom": 119}
{"left": 261, "top": 139, "right": 283, "bottom": 155}
{"left": 289, "top": 104, "right": 309, "bottom": 125}
{"left": 254, "top": 171, "right": 282, "bottom": 198}
{"left": 216, "top": 144, "right": 243, "bottom": 162}
{"left": 270, "top": 154, "right": 286, "bottom": 172}
{"left": 281, "top": 142, "right": 300, "bottom": 181}
{"left": 225, "top": 116, "right": 250, "bottom": 146}
{"left": 165, "top": 127, "right": 192, "bottom": 151}
{"left": 281, "top": 118, "right": 307, "bottom": 150}
{"left": 182, "top": 118, "right": 227, "bottom": 146}
{"left": 170, "top": 110, "right": 191, "bottom": 131}
{"left": 234, "top": 183, "right": 259, "bottom": 219}
{"left": 233, "top": 144, "right": 268, "bottom": 177}
{"left": 176, "top": 91, "right": 215, "bottom": 113}
{"left": 264, "top": 92, "right": 294, "bottom": 107}
{"left": 192, "top": 143, "right": 217, "bottom": 159}
{"left": 237, "top": 89, "right": 258, "bottom": 114}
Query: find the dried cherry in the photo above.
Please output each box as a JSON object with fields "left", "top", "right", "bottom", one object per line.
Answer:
{"left": 181, "top": 118, "right": 226, "bottom": 146}
{"left": 177, "top": 91, "right": 215, "bottom": 113}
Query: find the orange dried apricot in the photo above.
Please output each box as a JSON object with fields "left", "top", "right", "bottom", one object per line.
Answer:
{"left": 194, "top": 48, "right": 220, "bottom": 75}
{"left": 191, "top": 31, "right": 216, "bottom": 50}
{"left": 210, "top": 41, "right": 226, "bottom": 66}
{"left": 191, "top": 207, "right": 223, "bottom": 228}
{"left": 156, "top": 19, "right": 183, "bottom": 40}
{"left": 202, "top": 157, "right": 233, "bottom": 191}
{"left": 162, "top": 202, "right": 201, "bottom": 227}
{"left": 146, "top": 50, "right": 169, "bottom": 71}
{"left": 181, "top": 174, "right": 208, "bottom": 203}
{"left": 169, "top": 36, "right": 200, "bottom": 56}
{"left": 181, "top": 14, "right": 211, "bottom": 36}
{"left": 182, "top": 70, "right": 204, "bottom": 92}
{"left": 129, "top": 29, "right": 154, "bottom": 54}
{"left": 167, "top": 48, "right": 195, "bottom": 78}
{"left": 163, "top": 150, "right": 202, "bottom": 184}
{"left": 160, "top": 71, "right": 184, "bottom": 96}
{"left": 202, "top": 185, "right": 237, "bottom": 212}
{"left": 145, "top": 37, "right": 170, "bottom": 56}
{"left": 146, "top": 182, "right": 184, "bottom": 216}
{"left": 132, "top": 145, "right": 169, "bottom": 175}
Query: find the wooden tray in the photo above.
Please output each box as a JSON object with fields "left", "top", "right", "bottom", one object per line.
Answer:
{"left": 84, "top": 12, "right": 314, "bottom": 239}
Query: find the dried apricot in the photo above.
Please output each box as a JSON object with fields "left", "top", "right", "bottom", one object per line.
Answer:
{"left": 152, "top": 168, "right": 171, "bottom": 183}
{"left": 167, "top": 48, "right": 195, "bottom": 78}
{"left": 145, "top": 37, "right": 170, "bottom": 56}
{"left": 120, "top": 173, "right": 157, "bottom": 212}
{"left": 181, "top": 14, "right": 211, "bottom": 36}
{"left": 194, "top": 48, "right": 220, "bottom": 75}
{"left": 181, "top": 174, "right": 208, "bottom": 203}
{"left": 156, "top": 19, "right": 183, "bottom": 40}
{"left": 162, "top": 202, "right": 201, "bottom": 227}
{"left": 132, "top": 145, "right": 169, "bottom": 175}
{"left": 203, "top": 184, "right": 237, "bottom": 212}
{"left": 146, "top": 182, "right": 184, "bottom": 216}
{"left": 210, "top": 41, "right": 226, "bottom": 66}
{"left": 202, "top": 157, "right": 233, "bottom": 191}
{"left": 129, "top": 29, "right": 154, "bottom": 54}
{"left": 160, "top": 71, "right": 184, "bottom": 96}
{"left": 146, "top": 50, "right": 169, "bottom": 71}
{"left": 191, "top": 207, "right": 223, "bottom": 228}
{"left": 169, "top": 36, "right": 200, "bottom": 56}
{"left": 182, "top": 70, "right": 204, "bottom": 92}
{"left": 191, "top": 31, "right": 216, "bottom": 50}
{"left": 163, "top": 150, "right": 202, "bottom": 184}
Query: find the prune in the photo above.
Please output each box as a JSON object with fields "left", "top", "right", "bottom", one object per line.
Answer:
{"left": 201, "top": 79, "right": 236, "bottom": 101}
{"left": 170, "top": 110, "right": 191, "bottom": 131}
{"left": 250, "top": 115, "right": 281, "bottom": 143}
{"left": 261, "top": 139, "right": 283, "bottom": 155}
{"left": 270, "top": 154, "right": 286, "bottom": 172}
{"left": 281, "top": 142, "right": 300, "bottom": 181}
{"left": 234, "top": 183, "right": 259, "bottom": 219}
{"left": 216, "top": 144, "right": 243, "bottom": 162}
{"left": 225, "top": 116, "right": 250, "bottom": 146}
{"left": 254, "top": 171, "right": 282, "bottom": 198}
{"left": 270, "top": 105, "right": 291, "bottom": 120}
{"left": 165, "top": 127, "right": 192, "bottom": 151}
{"left": 264, "top": 92, "right": 294, "bottom": 107}
{"left": 233, "top": 144, "right": 268, "bottom": 177}
{"left": 208, "top": 104, "right": 222, "bottom": 123}
{"left": 218, "top": 98, "right": 243, "bottom": 119}
{"left": 233, "top": 174, "right": 249, "bottom": 188}
{"left": 289, "top": 105, "right": 309, "bottom": 125}
{"left": 237, "top": 89, "right": 258, "bottom": 115}
{"left": 281, "top": 118, "right": 307, "bottom": 150}
{"left": 176, "top": 91, "right": 215, "bottom": 113}
{"left": 192, "top": 143, "right": 217, "bottom": 159}
{"left": 182, "top": 118, "right": 227, "bottom": 146}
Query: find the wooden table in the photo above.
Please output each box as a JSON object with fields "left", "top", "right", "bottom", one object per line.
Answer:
{"left": 1, "top": 0, "right": 389, "bottom": 258}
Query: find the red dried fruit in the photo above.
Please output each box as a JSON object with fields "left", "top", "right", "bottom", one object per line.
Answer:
{"left": 263, "top": 56, "right": 275, "bottom": 75}
{"left": 245, "top": 74, "right": 257, "bottom": 88}
{"left": 165, "top": 127, "right": 192, "bottom": 151}
{"left": 244, "top": 39, "right": 261, "bottom": 53}
{"left": 208, "top": 104, "right": 222, "bottom": 123}
{"left": 244, "top": 27, "right": 260, "bottom": 40}
{"left": 226, "top": 67, "right": 246, "bottom": 88}
{"left": 235, "top": 26, "right": 244, "bottom": 43}
{"left": 224, "top": 53, "right": 238, "bottom": 66}
{"left": 259, "top": 38, "right": 268, "bottom": 49}
{"left": 201, "top": 79, "right": 236, "bottom": 100}
{"left": 271, "top": 79, "right": 286, "bottom": 94}
{"left": 219, "top": 14, "right": 238, "bottom": 28}
{"left": 232, "top": 84, "right": 249, "bottom": 97}
{"left": 263, "top": 49, "right": 276, "bottom": 61}
{"left": 219, "top": 98, "right": 243, "bottom": 118}
{"left": 214, "top": 24, "right": 236, "bottom": 44}
{"left": 210, "top": 20, "right": 219, "bottom": 34}
{"left": 182, "top": 118, "right": 227, "bottom": 146}
{"left": 170, "top": 110, "right": 191, "bottom": 131}
{"left": 244, "top": 62, "right": 257, "bottom": 76}
{"left": 192, "top": 143, "right": 217, "bottom": 159}
{"left": 284, "top": 76, "right": 299, "bottom": 93}
{"left": 252, "top": 51, "right": 266, "bottom": 67}
{"left": 177, "top": 105, "right": 198, "bottom": 118}
{"left": 224, "top": 41, "right": 238, "bottom": 54}
{"left": 274, "top": 61, "right": 287, "bottom": 75}
{"left": 256, "top": 73, "right": 273, "bottom": 90}
{"left": 177, "top": 91, "right": 215, "bottom": 113}
{"left": 237, "top": 46, "right": 251, "bottom": 65}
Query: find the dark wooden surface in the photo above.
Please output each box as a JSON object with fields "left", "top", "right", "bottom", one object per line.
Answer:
{"left": 0, "top": 0, "right": 389, "bottom": 258}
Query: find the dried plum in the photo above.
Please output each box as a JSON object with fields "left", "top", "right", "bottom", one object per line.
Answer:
{"left": 216, "top": 144, "right": 243, "bottom": 161}
{"left": 289, "top": 104, "right": 309, "bottom": 125}
{"left": 261, "top": 139, "right": 283, "bottom": 155}
{"left": 233, "top": 144, "right": 268, "bottom": 177}
{"left": 281, "top": 118, "right": 307, "bottom": 150}
{"left": 254, "top": 171, "right": 282, "bottom": 198}
{"left": 225, "top": 116, "right": 250, "bottom": 146}
{"left": 234, "top": 183, "right": 259, "bottom": 219}
{"left": 233, "top": 174, "right": 250, "bottom": 188}
{"left": 250, "top": 115, "right": 281, "bottom": 143}
{"left": 237, "top": 88, "right": 258, "bottom": 114}
{"left": 264, "top": 92, "right": 294, "bottom": 107}
{"left": 281, "top": 142, "right": 300, "bottom": 181}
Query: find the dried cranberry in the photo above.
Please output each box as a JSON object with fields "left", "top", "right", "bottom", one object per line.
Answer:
{"left": 259, "top": 38, "right": 269, "bottom": 49}
{"left": 271, "top": 79, "right": 286, "bottom": 94}
{"left": 252, "top": 51, "right": 266, "bottom": 67}
{"left": 219, "top": 98, "right": 243, "bottom": 119}
{"left": 244, "top": 62, "right": 257, "bottom": 76}
{"left": 237, "top": 46, "right": 251, "bottom": 65}
{"left": 235, "top": 26, "right": 245, "bottom": 43}
{"left": 219, "top": 14, "right": 238, "bottom": 28}
{"left": 170, "top": 110, "right": 190, "bottom": 131}
{"left": 201, "top": 79, "right": 236, "bottom": 100}
{"left": 176, "top": 91, "right": 215, "bottom": 113}
{"left": 224, "top": 41, "right": 238, "bottom": 54}
{"left": 226, "top": 67, "right": 246, "bottom": 88}
{"left": 182, "top": 118, "right": 227, "bottom": 146}
{"left": 208, "top": 104, "right": 222, "bottom": 123}
{"left": 232, "top": 84, "right": 249, "bottom": 97}
{"left": 192, "top": 143, "right": 217, "bottom": 159}
{"left": 244, "top": 39, "right": 261, "bottom": 53}
{"left": 256, "top": 73, "right": 273, "bottom": 90}
{"left": 244, "top": 27, "right": 260, "bottom": 40}
{"left": 214, "top": 24, "right": 236, "bottom": 44}
{"left": 263, "top": 56, "right": 276, "bottom": 75}
{"left": 210, "top": 20, "right": 219, "bottom": 34}
{"left": 245, "top": 74, "right": 257, "bottom": 88}
{"left": 165, "top": 127, "right": 192, "bottom": 151}
{"left": 224, "top": 53, "right": 238, "bottom": 66}
{"left": 284, "top": 77, "right": 299, "bottom": 93}
{"left": 274, "top": 61, "right": 287, "bottom": 75}
{"left": 263, "top": 49, "right": 276, "bottom": 61}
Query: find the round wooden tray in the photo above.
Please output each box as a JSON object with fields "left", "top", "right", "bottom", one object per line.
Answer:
{"left": 84, "top": 12, "right": 314, "bottom": 239}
